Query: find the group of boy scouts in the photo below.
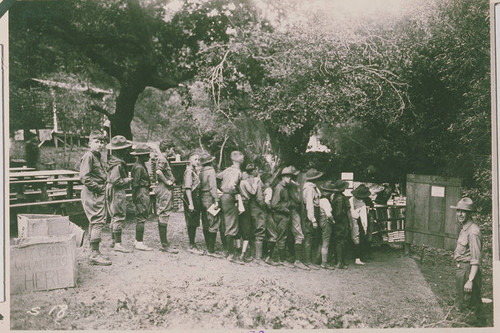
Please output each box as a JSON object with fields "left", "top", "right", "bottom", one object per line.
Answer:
{"left": 79, "top": 131, "right": 483, "bottom": 321}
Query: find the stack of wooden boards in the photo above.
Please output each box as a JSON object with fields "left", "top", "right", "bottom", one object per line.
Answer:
{"left": 11, "top": 214, "right": 85, "bottom": 294}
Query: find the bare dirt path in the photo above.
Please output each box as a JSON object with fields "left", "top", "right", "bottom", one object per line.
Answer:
{"left": 11, "top": 213, "right": 443, "bottom": 330}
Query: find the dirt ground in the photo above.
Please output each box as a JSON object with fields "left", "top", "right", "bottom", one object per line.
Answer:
{"left": 11, "top": 212, "right": 483, "bottom": 330}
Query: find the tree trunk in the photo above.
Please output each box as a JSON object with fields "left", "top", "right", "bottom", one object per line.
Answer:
{"left": 110, "top": 84, "right": 145, "bottom": 140}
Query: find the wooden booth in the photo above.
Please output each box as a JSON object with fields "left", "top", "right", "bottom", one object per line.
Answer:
{"left": 405, "top": 174, "right": 462, "bottom": 250}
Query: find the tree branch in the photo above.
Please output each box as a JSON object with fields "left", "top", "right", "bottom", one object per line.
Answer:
{"left": 90, "top": 104, "right": 113, "bottom": 119}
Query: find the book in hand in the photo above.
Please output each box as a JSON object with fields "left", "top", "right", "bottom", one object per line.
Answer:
{"left": 208, "top": 204, "right": 221, "bottom": 216}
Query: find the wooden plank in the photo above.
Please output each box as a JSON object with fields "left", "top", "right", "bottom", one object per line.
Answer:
{"left": 428, "top": 195, "right": 445, "bottom": 233}
{"left": 405, "top": 227, "right": 458, "bottom": 240}
{"left": 406, "top": 174, "right": 462, "bottom": 187}
{"left": 10, "top": 198, "right": 82, "bottom": 208}
{"left": 405, "top": 181, "right": 415, "bottom": 244}
{"left": 412, "top": 231, "right": 444, "bottom": 248}
{"left": 414, "top": 182, "right": 430, "bottom": 231}
{"left": 444, "top": 185, "right": 461, "bottom": 236}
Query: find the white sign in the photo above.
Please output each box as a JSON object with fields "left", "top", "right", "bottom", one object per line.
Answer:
{"left": 341, "top": 172, "right": 354, "bottom": 180}
{"left": 431, "top": 186, "right": 445, "bottom": 197}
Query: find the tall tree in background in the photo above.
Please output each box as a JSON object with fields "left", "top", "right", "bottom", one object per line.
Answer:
{"left": 10, "top": 0, "right": 262, "bottom": 138}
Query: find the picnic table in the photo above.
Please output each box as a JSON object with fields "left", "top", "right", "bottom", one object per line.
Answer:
{"left": 9, "top": 170, "right": 82, "bottom": 214}
{"left": 9, "top": 167, "right": 36, "bottom": 172}
{"left": 9, "top": 169, "right": 79, "bottom": 179}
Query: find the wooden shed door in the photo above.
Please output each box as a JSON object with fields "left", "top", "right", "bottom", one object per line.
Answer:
{"left": 406, "top": 174, "right": 462, "bottom": 250}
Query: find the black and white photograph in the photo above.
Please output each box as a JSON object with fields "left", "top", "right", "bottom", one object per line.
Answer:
{"left": 1, "top": 0, "right": 498, "bottom": 330}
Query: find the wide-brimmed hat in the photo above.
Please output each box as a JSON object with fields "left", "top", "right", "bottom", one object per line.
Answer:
{"left": 130, "top": 143, "right": 151, "bottom": 156}
{"left": 200, "top": 154, "right": 215, "bottom": 165}
{"left": 352, "top": 184, "right": 371, "bottom": 199}
{"left": 450, "top": 197, "right": 476, "bottom": 212}
{"left": 332, "top": 180, "right": 349, "bottom": 192}
{"left": 281, "top": 166, "right": 295, "bottom": 176}
{"left": 304, "top": 168, "right": 324, "bottom": 181}
{"left": 288, "top": 166, "right": 300, "bottom": 176}
{"left": 106, "top": 135, "right": 132, "bottom": 150}
{"left": 320, "top": 180, "right": 337, "bottom": 192}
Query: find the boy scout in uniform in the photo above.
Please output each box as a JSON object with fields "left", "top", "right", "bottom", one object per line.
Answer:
{"left": 330, "top": 180, "right": 350, "bottom": 269}
{"left": 237, "top": 165, "right": 255, "bottom": 263}
{"left": 183, "top": 151, "right": 204, "bottom": 254}
{"left": 218, "top": 151, "right": 245, "bottom": 262}
{"left": 199, "top": 153, "right": 221, "bottom": 257}
{"left": 451, "top": 197, "right": 483, "bottom": 323}
{"left": 318, "top": 181, "right": 336, "bottom": 269}
{"left": 106, "top": 135, "right": 132, "bottom": 253}
{"left": 80, "top": 130, "right": 111, "bottom": 266}
{"left": 349, "top": 184, "right": 372, "bottom": 265}
{"left": 248, "top": 166, "right": 267, "bottom": 265}
{"left": 261, "top": 172, "right": 280, "bottom": 266}
{"left": 130, "top": 144, "right": 153, "bottom": 251}
{"left": 270, "top": 167, "right": 295, "bottom": 268}
{"left": 155, "top": 140, "right": 178, "bottom": 253}
{"left": 286, "top": 166, "right": 309, "bottom": 270}
{"left": 302, "top": 168, "right": 324, "bottom": 270}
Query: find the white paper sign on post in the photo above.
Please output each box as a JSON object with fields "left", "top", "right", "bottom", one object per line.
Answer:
{"left": 431, "top": 186, "right": 445, "bottom": 198}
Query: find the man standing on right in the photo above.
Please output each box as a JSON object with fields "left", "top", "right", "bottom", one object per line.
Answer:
{"left": 451, "top": 197, "right": 483, "bottom": 323}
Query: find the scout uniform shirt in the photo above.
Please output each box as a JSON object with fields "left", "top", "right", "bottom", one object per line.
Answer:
{"left": 199, "top": 165, "right": 219, "bottom": 204}
{"left": 106, "top": 155, "right": 130, "bottom": 226}
{"left": 155, "top": 154, "right": 176, "bottom": 224}
{"left": 131, "top": 160, "right": 151, "bottom": 223}
{"left": 218, "top": 165, "right": 242, "bottom": 194}
{"left": 302, "top": 182, "right": 321, "bottom": 222}
{"left": 80, "top": 150, "right": 107, "bottom": 225}
{"left": 454, "top": 221, "right": 482, "bottom": 265}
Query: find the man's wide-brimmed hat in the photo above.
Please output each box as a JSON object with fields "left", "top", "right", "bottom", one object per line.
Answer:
{"left": 281, "top": 166, "right": 296, "bottom": 176}
{"left": 106, "top": 135, "right": 132, "bottom": 150}
{"left": 332, "top": 180, "right": 349, "bottom": 192}
{"left": 352, "top": 184, "right": 371, "bottom": 199}
{"left": 320, "top": 180, "right": 337, "bottom": 192}
{"left": 304, "top": 168, "right": 324, "bottom": 181}
{"left": 200, "top": 153, "right": 215, "bottom": 165}
{"left": 450, "top": 197, "right": 476, "bottom": 212}
{"left": 131, "top": 143, "right": 151, "bottom": 155}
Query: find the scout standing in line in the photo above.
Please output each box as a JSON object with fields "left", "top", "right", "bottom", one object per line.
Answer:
{"left": 155, "top": 140, "right": 179, "bottom": 253}
{"left": 106, "top": 135, "right": 132, "bottom": 253}
{"left": 247, "top": 166, "right": 267, "bottom": 266}
{"left": 302, "top": 168, "right": 324, "bottom": 270}
{"left": 349, "top": 184, "right": 372, "bottom": 265}
{"left": 80, "top": 130, "right": 111, "bottom": 266}
{"left": 218, "top": 151, "right": 245, "bottom": 262}
{"left": 183, "top": 151, "right": 204, "bottom": 254}
{"left": 130, "top": 143, "right": 153, "bottom": 251}
{"left": 286, "top": 166, "right": 309, "bottom": 270}
{"left": 330, "top": 180, "right": 350, "bottom": 269}
{"left": 269, "top": 167, "right": 295, "bottom": 268}
{"left": 451, "top": 197, "right": 483, "bottom": 323}
{"left": 199, "top": 153, "right": 221, "bottom": 257}
{"left": 261, "top": 172, "right": 280, "bottom": 266}
{"left": 238, "top": 164, "right": 258, "bottom": 263}
{"left": 318, "top": 181, "right": 336, "bottom": 269}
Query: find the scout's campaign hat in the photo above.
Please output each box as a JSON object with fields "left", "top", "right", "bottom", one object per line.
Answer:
{"left": 130, "top": 143, "right": 151, "bottom": 155}
{"left": 245, "top": 164, "right": 256, "bottom": 172}
{"left": 320, "top": 180, "right": 337, "bottom": 192}
{"left": 106, "top": 135, "right": 132, "bottom": 150}
{"left": 288, "top": 166, "right": 300, "bottom": 176}
{"left": 304, "top": 168, "right": 324, "bottom": 181}
{"left": 352, "top": 184, "right": 371, "bottom": 199}
{"left": 280, "top": 166, "right": 296, "bottom": 176}
{"left": 200, "top": 153, "right": 215, "bottom": 165}
{"left": 332, "top": 180, "right": 349, "bottom": 192}
{"left": 450, "top": 197, "right": 476, "bottom": 212}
